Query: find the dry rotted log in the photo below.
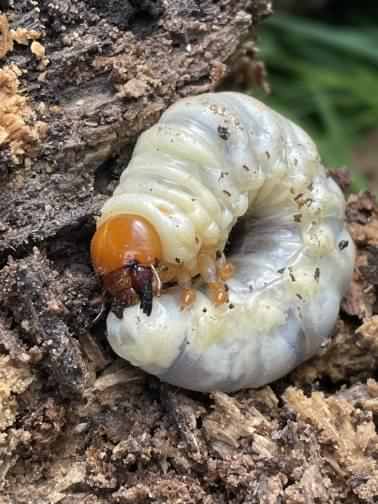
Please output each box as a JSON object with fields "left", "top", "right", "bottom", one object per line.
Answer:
{"left": 0, "top": 0, "right": 269, "bottom": 255}
{"left": 2, "top": 1, "right": 378, "bottom": 503}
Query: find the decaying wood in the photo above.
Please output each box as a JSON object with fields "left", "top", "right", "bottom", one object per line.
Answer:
{"left": 1, "top": 1, "right": 378, "bottom": 503}
{"left": 0, "top": 0, "right": 269, "bottom": 256}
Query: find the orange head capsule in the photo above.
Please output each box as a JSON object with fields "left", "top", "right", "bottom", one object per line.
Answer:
{"left": 91, "top": 214, "right": 162, "bottom": 275}
{"left": 91, "top": 214, "right": 162, "bottom": 315}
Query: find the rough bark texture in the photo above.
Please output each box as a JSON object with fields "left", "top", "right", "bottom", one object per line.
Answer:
{"left": 1, "top": 2, "right": 378, "bottom": 503}
{"left": 0, "top": 0, "right": 268, "bottom": 257}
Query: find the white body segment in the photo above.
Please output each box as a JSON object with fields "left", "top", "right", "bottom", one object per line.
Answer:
{"left": 102, "top": 92, "right": 355, "bottom": 392}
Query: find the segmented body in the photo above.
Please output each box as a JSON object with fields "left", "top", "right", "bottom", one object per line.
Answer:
{"left": 100, "top": 92, "right": 354, "bottom": 392}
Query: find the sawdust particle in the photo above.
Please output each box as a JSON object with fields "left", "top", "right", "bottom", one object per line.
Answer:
{"left": 11, "top": 27, "right": 41, "bottom": 46}
{"left": 30, "top": 40, "right": 45, "bottom": 60}
{"left": 0, "top": 65, "right": 48, "bottom": 162}
{"left": 285, "top": 387, "right": 378, "bottom": 482}
{"left": 0, "top": 355, "right": 33, "bottom": 431}
{"left": 0, "top": 14, "right": 13, "bottom": 59}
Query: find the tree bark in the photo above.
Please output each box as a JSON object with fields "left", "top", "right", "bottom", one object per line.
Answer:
{"left": 2, "top": 2, "right": 378, "bottom": 503}
{"left": 0, "top": 0, "right": 269, "bottom": 254}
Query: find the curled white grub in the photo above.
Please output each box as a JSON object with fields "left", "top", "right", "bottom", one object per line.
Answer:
{"left": 99, "top": 92, "right": 355, "bottom": 392}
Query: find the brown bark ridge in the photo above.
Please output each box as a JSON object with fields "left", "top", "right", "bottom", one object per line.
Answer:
{"left": 1, "top": 2, "right": 378, "bottom": 503}
{"left": 0, "top": 0, "right": 269, "bottom": 256}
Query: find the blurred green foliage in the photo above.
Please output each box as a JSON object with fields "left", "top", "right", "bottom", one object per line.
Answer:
{"left": 254, "top": 13, "right": 378, "bottom": 191}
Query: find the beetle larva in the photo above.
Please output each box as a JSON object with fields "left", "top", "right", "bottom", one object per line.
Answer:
{"left": 91, "top": 92, "right": 355, "bottom": 392}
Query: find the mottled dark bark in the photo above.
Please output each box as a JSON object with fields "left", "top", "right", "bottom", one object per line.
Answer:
{"left": 2, "top": 2, "right": 378, "bottom": 503}
{"left": 0, "top": 0, "right": 269, "bottom": 256}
